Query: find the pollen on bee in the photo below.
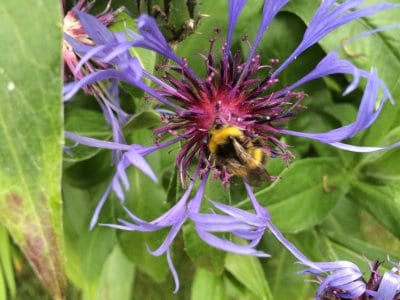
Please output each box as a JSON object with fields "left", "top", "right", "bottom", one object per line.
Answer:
{"left": 208, "top": 125, "right": 243, "bottom": 154}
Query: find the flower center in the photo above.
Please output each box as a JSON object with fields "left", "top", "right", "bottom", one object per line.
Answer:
{"left": 154, "top": 38, "right": 305, "bottom": 185}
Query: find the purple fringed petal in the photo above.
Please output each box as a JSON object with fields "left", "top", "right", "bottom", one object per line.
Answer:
{"left": 73, "top": 44, "right": 109, "bottom": 73}
{"left": 207, "top": 200, "right": 266, "bottom": 226}
{"left": 375, "top": 264, "right": 400, "bottom": 300}
{"left": 189, "top": 181, "right": 270, "bottom": 257}
{"left": 245, "top": 0, "right": 289, "bottom": 66}
{"left": 74, "top": 9, "right": 118, "bottom": 45}
{"left": 147, "top": 216, "right": 189, "bottom": 256}
{"left": 195, "top": 229, "right": 270, "bottom": 257}
{"left": 316, "top": 269, "right": 365, "bottom": 299}
{"left": 128, "top": 15, "right": 182, "bottom": 65}
{"left": 280, "top": 69, "right": 386, "bottom": 145}
{"left": 287, "top": 51, "right": 393, "bottom": 102}
{"left": 65, "top": 132, "right": 178, "bottom": 228}
{"left": 63, "top": 62, "right": 181, "bottom": 109}
{"left": 65, "top": 131, "right": 131, "bottom": 150}
{"left": 227, "top": 0, "right": 247, "bottom": 48}
{"left": 125, "top": 150, "right": 157, "bottom": 182}
{"left": 64, "top": 33, "right": 102, "bottom": 57}
{"left": 301, "top": 260, "right": 366, "bottom": 299}
{"left": 104, "top": 175, "right": 205, "bottom": 250}
{"left": 167, "top": 249, "right": 180, "bottom": 294}
{"left": 330, "top": 140, "right": 400, "bottom": 152}
{"left": 90, "top": 184, "right": 112, "bottom": 229}
{"left": 63, "top": 67, "right": 141, "bottom": 100}
{"left": 108, "top": 146, "right": 158, "bottom": 202}
{"left": 287, "top": 52, "right": 359, "bottom": 94}
{"left": 121, "top": 179, "right": 195, "bottom": 229}
{"left": 105, "top": 176, "right": 207, "bottom": 294}
{"left": 273, "top": 1, "right": 400, "bottom": 76}
{"left": 301, "top": 260, "right": 361, "bottom": 274}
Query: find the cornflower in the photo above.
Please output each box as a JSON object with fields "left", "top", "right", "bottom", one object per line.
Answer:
{"left": 64, "top": 0, "right": 400, "bottom": 292}
{"left": 300, "top": 258, "right": 400, "bottom": 299}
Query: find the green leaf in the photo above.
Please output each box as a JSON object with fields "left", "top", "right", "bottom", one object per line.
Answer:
{"left": 360, "top": 126, "right": 400, "bottom": 182}
{"left": 260, "top": 231, "right": 317, "bottom": 300}
{"left": 321, "top": 231, "right": 400, "bottom": 277}
{"left": 64, "top": 104, "right": 111, "bottom": 163}
{"left": 124, "top": 110, "right": 161, "bottom": 132}
{"left": 183, "top": 223, "right": 226, "bottom": 275}
{"left": 96, "top": 245, "right": 135, "bottom": 300}
{"left": 253, "top": 158, "right": 348, "bottom": 233}
{"left": 0, "top": 1, "right": 65, "bottom": 299}
{"left": 62, "top": 182, "right": 117, "bottom": 298}
{"left": 0, "top": 226, "right": 16, "bottom": 298}
{"left": 321, "top": 196, "right": 364, "bottom": 240}
{"left": 225, "top": 253, "right": 273, "bottom": 300}
{"left": 0, "top": 268, "right": 5, "bottom": 300}
{"left": 191, "top": 268, "right": 226, "bottom": 300}
{"left": 348, "top": 179, "right": 400, "bottom": 240}
{"left": 168, "top": 0, "right": 191, "bottom": 31}
{"left": 328, "top": 231, "right": 400, "bottom": 265}
{"left": 176, "top": 1, "right": 229, "bottom": 75}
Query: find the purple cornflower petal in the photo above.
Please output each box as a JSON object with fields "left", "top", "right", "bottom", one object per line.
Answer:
{"left": 63, "top": 66, "right": 141, "bottom": 99}
{"left": 195, "top": 229, "right": 270, "bottom": 256}
{"left": 127, "top": 15, "right": 182, "bottom": 65}
{"left": 188, "top": 180, "right": 271, "bottom": 257}
{"left": 65, "top": 11, "right": 181, "bottom": 109}
{"left": 287, "top": 51, "right": 394, "bottom": 103}
{"left": 375, "top": 261, "right": 400, "bottom": 300}
{"left": 273, "top": 0, "right": 400, "bottom": 76}
{"left": 64, "top": 33, "right": 102, "bottom": 57}
{"left": 286, "top": 52, "right": 360, "bottom": 95}
{"left": 281, "top": 68, "right": 389, "bottom": 147}
{"left": 227, "top": 0, "right": 247, "bottom": 48}
{"left": 245, "top": 0, "right": 289, "bottom": 67}
{"left": 167, "top": 248, "right": 180, "bottom": 293}
{"left": 65, "top": 131, "right": 131, "bottom": 150}
{"left": 65, "top": 132, "right": 179, "bottom": 228}
{"left": 102, "top": 175, "right": 208, "bottom": 292}
{"left": 300, "top": 260, "right": 366, "bottom": 299}
{"left": 74, "top": 8, "right": 118, "bottom": 45}
{"left": 331, "top": 140, "right": 400, "bottom": 152}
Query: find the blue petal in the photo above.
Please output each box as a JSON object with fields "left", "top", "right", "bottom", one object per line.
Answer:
{"left": 195, "top": 229, "right": 270, "bottom": 257}
{"left": 227, "top": 0, "right": 247, "bottom": 48}
{"left": 376, "top": 269, "right": 400, "bottom": 300}
{"left": 245, "top": 0, "right": 289, "bottom": 66}
{"left": 74, "top": 9, "right": 117, "bottom": 45}
{"left": 281, "top": 69, "right": 390, "bottom": 146}
{"left": 125, "top": 150, "right": 158, "bottom": 182}
{"left": 273, "top": 1, "right": 400, "bottom": 76}
{"left": 131, "top": 15, "right": 182, "bottom": 65}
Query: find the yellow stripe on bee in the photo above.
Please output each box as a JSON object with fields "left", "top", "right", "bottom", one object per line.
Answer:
{"left": 208, "top": 126, "right": 244, "bottom": 154}
{"left": 248, "top": 148, "right": 264, "bottom": 165}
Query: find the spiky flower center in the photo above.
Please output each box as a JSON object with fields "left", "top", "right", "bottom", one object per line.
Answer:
{"left": 154, "top": 38, "right": 305, "bottom": 185}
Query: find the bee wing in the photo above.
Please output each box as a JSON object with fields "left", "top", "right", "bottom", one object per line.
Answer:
{"left": 223, "top": 158, "right": 249, "bottom": 177}
{"left": 231, "top": 137, "right": 254, "bottom": 164}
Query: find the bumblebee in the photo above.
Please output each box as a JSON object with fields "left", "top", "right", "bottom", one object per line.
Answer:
{"left": 208, "top": 125, "right": 270, "bottom": 184}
